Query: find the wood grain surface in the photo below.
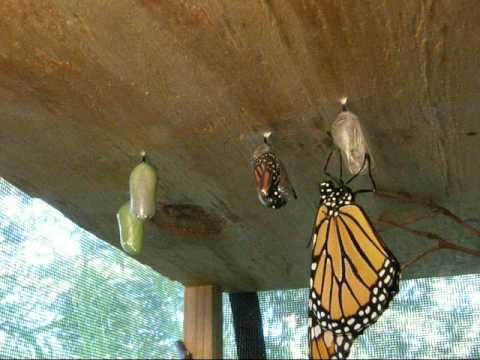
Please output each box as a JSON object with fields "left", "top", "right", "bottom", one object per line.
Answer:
{"left": 0, "top": 0, "right": 479, "bottom": 290}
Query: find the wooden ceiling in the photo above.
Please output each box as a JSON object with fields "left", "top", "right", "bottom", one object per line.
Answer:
{"left": 1, "top": 0, "right": 479, "bottom": 291}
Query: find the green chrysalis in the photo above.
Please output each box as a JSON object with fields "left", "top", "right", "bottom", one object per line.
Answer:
{"left": 129, "top": 151, "right": 157, "bottom": 220}
{"left": 117, "top": 201, "right": 144, "bottom": 256}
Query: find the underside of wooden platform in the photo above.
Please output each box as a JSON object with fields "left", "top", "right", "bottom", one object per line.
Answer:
{"left": 1, "top": 0, "right": 479, "bottom": 291}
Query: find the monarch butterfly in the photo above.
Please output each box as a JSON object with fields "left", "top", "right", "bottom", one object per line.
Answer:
{"left": 308, "top": 150, "right": 400, "bottom": 359}
{"left": 253, "top": 132, "right": 297, "bottom": 209}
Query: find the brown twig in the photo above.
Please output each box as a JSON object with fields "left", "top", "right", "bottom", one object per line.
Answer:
{"left": 400, "top": 244, "right": 441, "bottom": 271}
{"left": 375, "top": 190, "right": 480, "bottom": 238}
{"left": 377, "top": 211, "right": 436, "bottom": 233}
{"left": 379, "top": 218, "right": 480, "bottom": 271}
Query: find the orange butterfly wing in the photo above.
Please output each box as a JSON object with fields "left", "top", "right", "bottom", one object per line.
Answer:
{"left": 309, "top": 205, "right": 400, "bottom": 359}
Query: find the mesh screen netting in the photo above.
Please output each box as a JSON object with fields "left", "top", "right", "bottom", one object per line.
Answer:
{"left": 0, "top": 178, "right": 183, "bottom": 359}
{"left": 223, "top": 275, "right": 480, "bottom": 359}
{"left": 1, "top": 177, "right": 480, "bottom": 359}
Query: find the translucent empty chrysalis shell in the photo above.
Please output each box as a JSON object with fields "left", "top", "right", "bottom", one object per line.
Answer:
{"left": 117, "top": 201, "right": 144, "bottom": 256}
{"left": 129, "top": 152, "right": 157, "bottom": 220}
{"left": 330, "top": 100, "right": 373, "bottom": 175}
{"left": 252, "top": 132, "right": 297, "bottom": 209}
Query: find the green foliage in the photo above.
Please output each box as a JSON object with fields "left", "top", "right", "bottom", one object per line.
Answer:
{"left": 224, "top": 277, "right": 480, "bottom": 359}
{"left": 0, "top": 178, "right": 183, "bottom": 359}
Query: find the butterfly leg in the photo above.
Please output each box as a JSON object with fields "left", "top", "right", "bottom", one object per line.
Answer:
{"left": 345, "top": 153, "right": 367, "bottom": 184}
{"left": 365, "top": 153, "right": 377, "bottom": 191}
{"left": 323, "top": 150, "right": 341, "bottom": 185}
{"left": 353, "top": 154, "right": 377, "bottom": 194}
{"left": 345, "top": 153, "right": 377, "bottom": 195}
{"left": 338, "top": 148, "right": 343, "bottom": 183}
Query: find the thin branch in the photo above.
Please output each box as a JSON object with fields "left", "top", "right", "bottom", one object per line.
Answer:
{"left": 379, "top": 218, "right": 480, "bottom": 271}
{"left": 377, "top": 211, "right": 436, "bottom": 233}
{"left": 375, "top": 190, "right": 480, "bottom": 238}
{"left": 401, "top": 244, "right": 441, "bottom": 271}
{"left": 379, "top": 217, "right": 443, "bottom": 241}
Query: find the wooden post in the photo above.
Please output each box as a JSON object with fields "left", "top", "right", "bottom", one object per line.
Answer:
{"left": 184, "top": 285, "right": 223, "bottom": 359}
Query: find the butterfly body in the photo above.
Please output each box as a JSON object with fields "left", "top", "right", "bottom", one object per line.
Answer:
{"left": 309, "top": 178, "right": 400, "bottom": 359}
{"left": 318, "top": 181, "right": 354, "bottom": 217}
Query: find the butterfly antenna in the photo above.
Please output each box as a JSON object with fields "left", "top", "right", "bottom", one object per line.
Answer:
{"left": 292, "top": 186, "right": 298, "bottom": 200}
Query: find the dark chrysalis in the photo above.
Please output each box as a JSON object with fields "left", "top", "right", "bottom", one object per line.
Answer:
{"left": 252, "top": 132, "right": 297, "bottom": 209}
